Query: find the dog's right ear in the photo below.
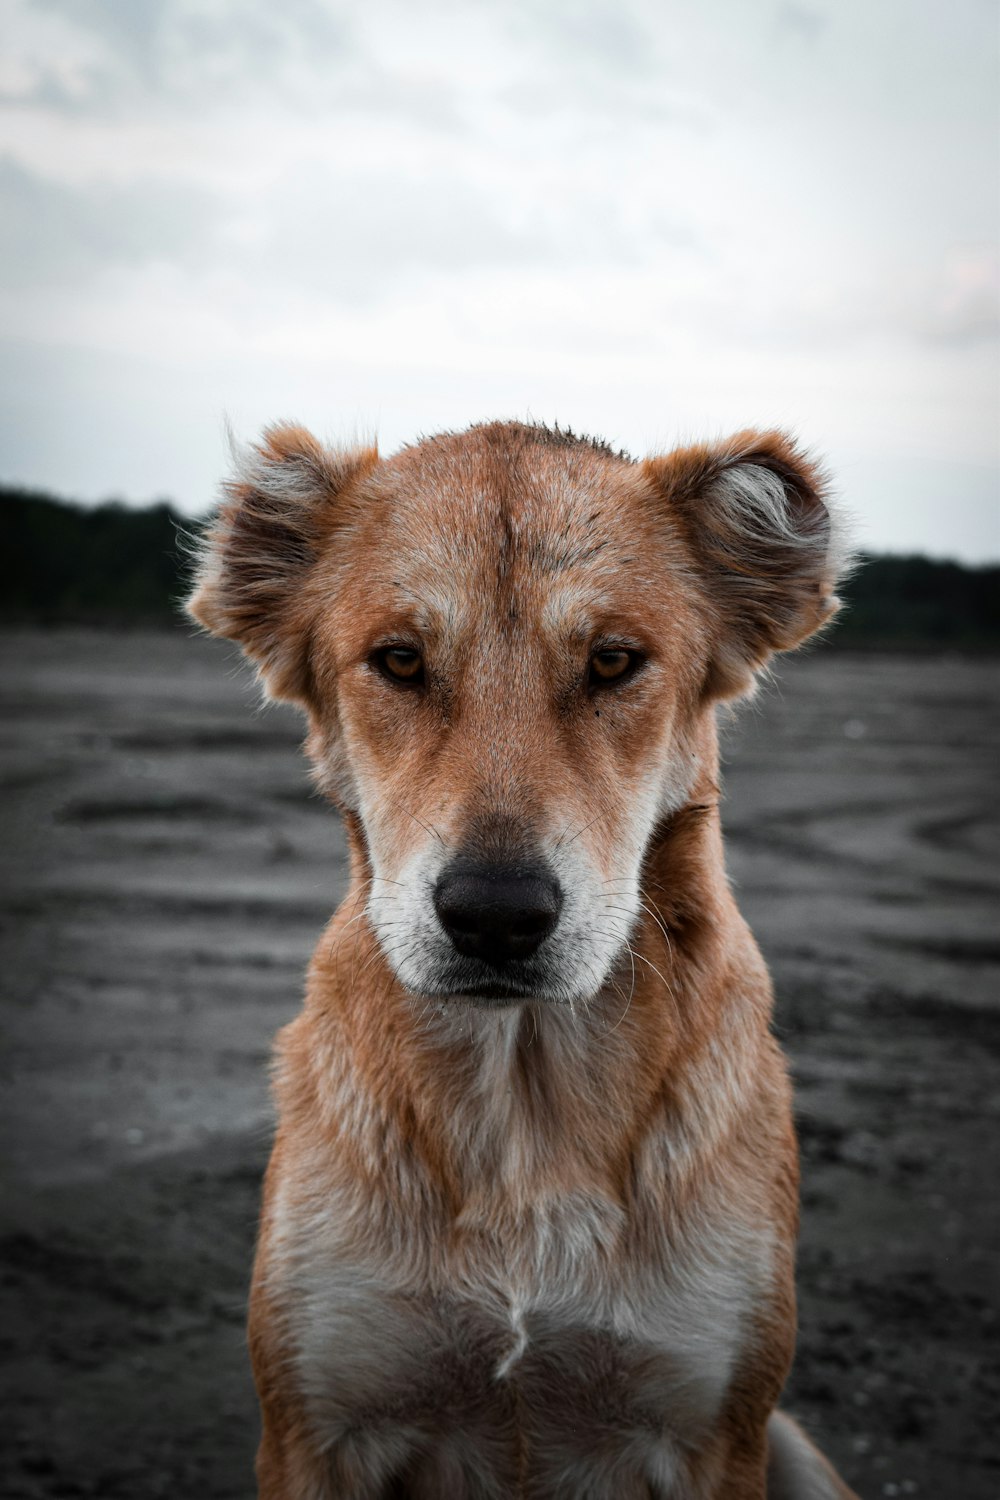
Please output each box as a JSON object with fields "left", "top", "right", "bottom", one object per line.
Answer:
{"left": 187, "top": 424, "right": 378, "bottom": 704}
{"left": 644, "top": 430, "right": 851, "bottom": 700}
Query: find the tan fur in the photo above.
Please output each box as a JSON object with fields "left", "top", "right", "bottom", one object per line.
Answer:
{"left": 189, "top": 420, "right": 859, "bottom": 1499}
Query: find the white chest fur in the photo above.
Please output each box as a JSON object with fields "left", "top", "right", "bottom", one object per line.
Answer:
{"left": 271, "top": 1174, "right": 771, "bottom": 1500}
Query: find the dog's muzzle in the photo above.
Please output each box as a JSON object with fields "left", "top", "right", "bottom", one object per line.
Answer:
{"left": 433, "top": 858, "right": 563, "bottom": 967}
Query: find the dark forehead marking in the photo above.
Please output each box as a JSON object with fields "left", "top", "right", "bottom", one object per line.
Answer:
{"left": 496, "top": 501, "right": 515, "bottom": 591}
{"left": 387, "top": 419, "right": 642, "bottom": 590}
{"left": 525, "top": 535, "right": 611, "bottom": 575}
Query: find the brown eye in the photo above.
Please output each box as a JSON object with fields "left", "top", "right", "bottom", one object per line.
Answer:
{"left": 589, "top": 649, "right": 639, "bottom": 687}
{"left": 376, "top": 646, "right": 424, "bottom": 684}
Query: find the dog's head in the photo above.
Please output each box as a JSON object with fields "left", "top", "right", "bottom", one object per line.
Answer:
{"left": 189, "top": 421, "right": 847, "bottom": 1006}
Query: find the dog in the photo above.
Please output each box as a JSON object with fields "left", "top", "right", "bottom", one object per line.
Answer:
{"left": 188, "top": 419, "right": 859, "bottom": 1499}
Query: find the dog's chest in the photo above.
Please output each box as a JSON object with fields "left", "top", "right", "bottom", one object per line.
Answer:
{"left": 285, "top": 1197, "right": 764, "bottom": 1496}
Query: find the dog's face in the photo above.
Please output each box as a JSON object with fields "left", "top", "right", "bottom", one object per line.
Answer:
{"left": 309, "top": 434, "right": 710, "bottom": 1006}
{"left": 189, "top": 422, "right": 844, "bottom": 1006}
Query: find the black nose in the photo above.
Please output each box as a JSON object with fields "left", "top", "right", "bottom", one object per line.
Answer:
{"left": 433, "top": 860, "right": 563, "bottom": 965}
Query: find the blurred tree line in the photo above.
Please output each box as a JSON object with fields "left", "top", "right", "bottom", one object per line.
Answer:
{"left": 2, "top": 487, "right": 190, "bottom": 624}
{"left": 1, "top": 486, "right": 998, "bottom": 650}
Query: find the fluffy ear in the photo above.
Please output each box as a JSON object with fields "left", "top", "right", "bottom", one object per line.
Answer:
{"left": 643, "top": 430, "right": 851, "bottom": 699}
{"left": 187, "top": 424, "right": 378, "bottom": 703}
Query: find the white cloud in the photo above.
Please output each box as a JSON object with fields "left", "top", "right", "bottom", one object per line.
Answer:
{"left": 0, "top": 0, "right": 996, "bottom": 558}
{"left": 0, "top": 156, "right": 215, "bottom": 285}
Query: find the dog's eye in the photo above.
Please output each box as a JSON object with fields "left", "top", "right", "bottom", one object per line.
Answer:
{"left": 375, "top": 647, "right": 424, "bottom": 684}
{"left": 589, "top": 649, "right": 639, "bottom": 687}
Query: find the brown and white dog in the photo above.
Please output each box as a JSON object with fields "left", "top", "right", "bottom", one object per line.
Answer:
{"left": 188, "top": 420, "right": 859, "bottom": 1499}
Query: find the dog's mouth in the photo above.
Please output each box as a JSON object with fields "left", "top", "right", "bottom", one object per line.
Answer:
{"left": 450, "top": 981, "right": 538, "bottom": 1005}
{"left": 428, "top": 978, "right": 547, "bottom": 1007}
{"left": 415, "top": 956, "right": 558, "bottom": 1007}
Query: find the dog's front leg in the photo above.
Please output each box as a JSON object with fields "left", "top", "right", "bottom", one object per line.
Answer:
{"left": 257, "top": 1421, "right": 431, "bottom": 1500}
{"left": 256, "top": 1422, "right": 333, "bottom": 1500}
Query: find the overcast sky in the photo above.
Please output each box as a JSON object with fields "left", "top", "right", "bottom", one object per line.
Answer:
{"left": 1, "top": 0, "right": 997, "bottom": 559}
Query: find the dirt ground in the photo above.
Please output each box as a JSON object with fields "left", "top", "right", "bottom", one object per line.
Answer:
{"left": 1, "top": 628, "right": 997, "bottom": 1500}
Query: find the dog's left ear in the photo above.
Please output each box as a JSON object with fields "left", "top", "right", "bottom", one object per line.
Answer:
{"left": 187, "top": 424, "right": 378, "bottom": 704}
{"left": 644, "top": 430, "right": 850, "bottom": 698}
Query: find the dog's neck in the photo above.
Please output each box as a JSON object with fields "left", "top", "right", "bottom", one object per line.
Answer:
{"left": 305, "top": 723, "right": 773, "bottom": 1210}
